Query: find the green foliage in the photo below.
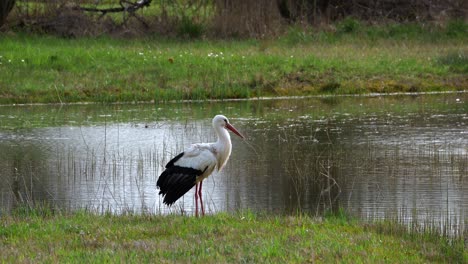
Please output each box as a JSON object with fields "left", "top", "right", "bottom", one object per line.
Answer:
{"left": 10, "top": 203, "right": 56, "bottom": 218}
{"left": 323, "top": 207, "right": 352, "bottom": 223}
{"left": 178, "top": 16, "right": 205, "bottom": 39}
{"left": 387, "top": 23, "right": 424, "bottom": 38}
{"left": 445, "top": 19, "right": 467, "bottom": 37}
{"left": 283, "top": 26, "right": 313, "bottom": 45}
{"left": 337, "top": 17, "right": 361, "bottom": 34}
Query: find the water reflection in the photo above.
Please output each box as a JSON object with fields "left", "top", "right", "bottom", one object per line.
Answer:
{"left": 0, "top": 94, "right": 466, "bottom": 235}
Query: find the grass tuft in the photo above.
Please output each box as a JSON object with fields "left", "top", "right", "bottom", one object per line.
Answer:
{"left": 337, "top": 17, "right": 361, "bottom": 34}
{"left": 437, "top": 51, "right": 468, "bottom": 73}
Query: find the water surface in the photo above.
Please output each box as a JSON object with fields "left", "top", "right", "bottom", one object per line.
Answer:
{"left": 0, "top": 94, "right": 466, "bottom": 235}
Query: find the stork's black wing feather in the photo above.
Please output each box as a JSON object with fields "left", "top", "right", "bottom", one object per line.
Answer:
{"left": 165, "top": 152, "right": 185, "bottom": 168}
{"left": 157, "top": 152, "right": 205, "bottom": 205}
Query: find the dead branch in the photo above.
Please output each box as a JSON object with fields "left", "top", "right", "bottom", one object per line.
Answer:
{"left": 75, "top": 0, "right": 152, "bottom": 27}
{"left": 76, "top": 0, "right": 152, "bottom": 15}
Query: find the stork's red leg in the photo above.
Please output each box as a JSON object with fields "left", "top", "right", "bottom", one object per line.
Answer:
{"left": 199, "top": 181, "right": 205, "bottom": 216}
{"left": 195, "top": 182, "right": 199, "bottom": 217}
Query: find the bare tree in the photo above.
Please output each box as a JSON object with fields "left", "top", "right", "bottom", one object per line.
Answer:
{"left": 3, "top": 0, "right": 466, "bottom": 37}
{"left": 213, "top": 0, "right": 283, "bottom": 37}
{"left": 276, "top": 0, "right": 467, "bottom": 23}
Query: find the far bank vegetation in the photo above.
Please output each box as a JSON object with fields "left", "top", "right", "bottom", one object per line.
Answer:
{"left": 1, "top": 0, "right": 466, "bottom": 38}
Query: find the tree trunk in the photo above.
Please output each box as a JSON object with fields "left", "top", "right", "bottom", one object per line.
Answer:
{"left": 0, "top": 0, "right": 15, "bottom": 27}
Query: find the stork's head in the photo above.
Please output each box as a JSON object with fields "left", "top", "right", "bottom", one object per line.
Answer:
{"left": 213, "top": 115, "right": 244, "bottom": 139}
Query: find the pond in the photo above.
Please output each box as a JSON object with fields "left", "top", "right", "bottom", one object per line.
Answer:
{"left": 0, "top": 93, "right": 466, "bottom": 235}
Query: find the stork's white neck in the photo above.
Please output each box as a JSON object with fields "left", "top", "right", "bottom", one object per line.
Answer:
{"left": 214, "top": 125, "right": 232, "bottom": 171}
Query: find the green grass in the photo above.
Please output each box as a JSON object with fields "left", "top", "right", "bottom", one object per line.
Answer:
{"left": 0, "top": 210, "right": 465, "bottom": 263}
{"left": 0, "top": 23, "right": 466, "bottom": 104}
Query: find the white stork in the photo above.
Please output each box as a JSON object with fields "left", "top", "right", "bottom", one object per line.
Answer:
{"left": 157, "top": 115, "right": 244, "bottom": 216}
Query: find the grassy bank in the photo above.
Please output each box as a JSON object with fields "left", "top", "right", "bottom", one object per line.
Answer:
{"left": 0, "top": 210, "right": 466, "bottom": 263}
{"left": 0, "top": 24, "right": 467, "bottom": 104}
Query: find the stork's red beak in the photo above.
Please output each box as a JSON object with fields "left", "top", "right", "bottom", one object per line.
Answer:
{"left": 226, "top": 123, "right": 245, "bottom": 139}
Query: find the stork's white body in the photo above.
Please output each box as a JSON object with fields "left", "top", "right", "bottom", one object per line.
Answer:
{"left": 177, "top": 144, "right": 218, "bottom": 182}
{"left": 157, "top": 115, "right": 243, "bottom": 216}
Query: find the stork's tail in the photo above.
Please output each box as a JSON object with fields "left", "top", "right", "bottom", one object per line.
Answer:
{"left": 157, "top": 166, "right": 201, "bottom": 205}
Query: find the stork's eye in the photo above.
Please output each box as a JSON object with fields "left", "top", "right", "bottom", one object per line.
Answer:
{"left": 223, "top": 119, "right": 227, "bottom": 123}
